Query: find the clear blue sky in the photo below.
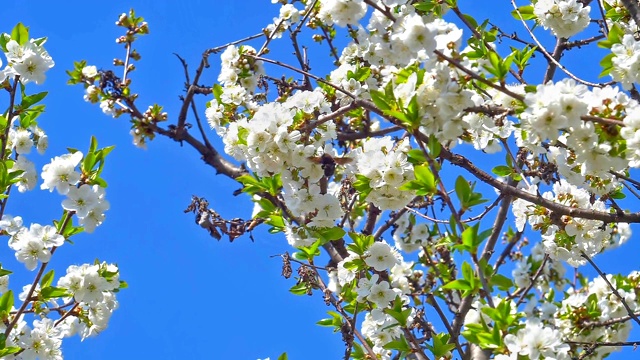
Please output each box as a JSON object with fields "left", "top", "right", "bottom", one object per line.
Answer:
{"left": 2, "top": 1, "right": 344, "bottom": 359}
{"left": 2, "top": 1, "right": 640, "bottom": 359}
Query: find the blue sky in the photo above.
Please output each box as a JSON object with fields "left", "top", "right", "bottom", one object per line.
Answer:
{"left": 3, "top": 1, "right": 344, "bottom": 359}
{"left": 2, "top": 1, "right": 640, "bottom": 359}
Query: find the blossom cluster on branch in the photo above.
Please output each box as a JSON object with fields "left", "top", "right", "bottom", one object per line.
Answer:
{"left": 0, "top": 23, "right": 124, "bottom": 359}
{"left": 70, "top": 1, "right": 640, "bottom": 359}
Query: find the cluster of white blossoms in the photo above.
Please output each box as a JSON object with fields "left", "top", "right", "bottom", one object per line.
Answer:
{"left": 1, "top": 216, "right": 64, "bottom": 271}
{"left": 318, "top": 0, "right": 367, "bottom": 27}
{"left": 7, "top": 121, "right": 48, "bottom": 193}
{"left": 394, "top": 67, "right": 480, "bottom": 144}
{"left": 511, "top": 242, "right": 568, "bottom": 292}
{"left": 1, "top": 36, "right": 53, "bottom": 194}
{"left": 218, "top": 45, "right": 265, "bottom": 106}
{"left": 57, "top": 263, "right": 121, "bottom": 339}
{"left": 199, "top": 0, "right": 640, "bottom": 358}
{"left": 518, "top": 79, "right": 589, "bottom": 153}
{"left": 499, "top": 319, "right": 571, "bottom": 360}
{"left": 209, "top": 90, "right": 346, "bottom": 246}
{"left": 610, "top": 34, "right": 640, "bottom": 90}
{"left": 465, "top": 298, "right": 570, "bottom": 359}
{"left": 349, "top": 137, "right": 415, "bottom": 210}
{"left": 554, "top": 272, "right": 640, "bottom": 358}
{"left": 515, "top": 81, "right": 640, "bottom": 194}
{"left": 465, "top": 86, "right": 520, "bottom": 153}
{"left": 513, "top": 181, "right": 631, "bottom": 266}
{"left": 464, "top": 297, "right": 565, "bottom": 360}
{"left": 0, "top": 214, "right": 121, "bottom": 354}
{"left": 328, "top": 241, "right": 420, "bottom": 358}
{"left": 0, "top": 24, "right": 122, "bottom": 358}
{"left": 3, "top": 318, "right": 65, "bottom": 360}
{"left": 264, "top": 3, "right": 301, "bottom": 39}
{"left": 533, "top": 0, "right": 591, "bottom": 39}
{"left": 361, "top": 308, "right": 404, "bottom": 358}
{"left": 336, "top": 3, "right": 456, "bottom": 68}
{"left": 41, "top": 152, "right": 110, "bottom": 233}
{"left": 391, "top": 213, "right": 435, "bottom": 253}
{"left": 1, "top": 38, "right": 54, "bottom": 85}
{"left": 0, "top": 264, "right": 121, "bottom": 358}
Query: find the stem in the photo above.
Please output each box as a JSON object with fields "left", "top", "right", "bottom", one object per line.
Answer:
{"left": 5, "top": 211, "right": 74, "bottom": 337}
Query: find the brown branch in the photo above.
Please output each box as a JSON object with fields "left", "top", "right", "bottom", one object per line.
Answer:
{"left": 337, "top": 126, "right": 402, "bottom": 141}
{"left": 543, "top": 38, "right": 566, "bottom": 84}
{"left": 440, "top": 148, "right": 640, "bottom": 223}
{"left": 481, "top": 193, "right": 512, "bottom": 263}
{"left": 373, "top": 206, "right": 411, "bottom": 240}
{"left": 362, "top": 203, "right": 380, "bottom": 235}
{"left": 582, "top": 312, "right": 640, "bottom": 329}
{"left": 149, "top": 122, "right": 246, "bottom": 179}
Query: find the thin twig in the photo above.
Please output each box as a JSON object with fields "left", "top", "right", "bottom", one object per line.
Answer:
{"left": 581, "top": 252, "right": 640, "bottom": 326}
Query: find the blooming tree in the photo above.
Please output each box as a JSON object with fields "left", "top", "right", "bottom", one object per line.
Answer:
{"left": 70, "top": 1, "right": 640, "bottom": 359}
{"left": 0, "top": 23, "right": 125, "bottom": 359}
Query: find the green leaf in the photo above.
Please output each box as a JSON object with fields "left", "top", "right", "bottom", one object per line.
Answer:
{"left": 236, "top": 174, "right": 268, "bottom": 195}
{"left": 40, "top": 286, "right": 70, "bottom": 299}
{"left": 11, "top": 23, "right": 29, "bottom": 45}
{"left": 266, "top": 214, "right": 285, "bottom": 230}
{"left": 82, "top": 152, "right": 96, "bottom": 173}
{"left": 212, "top": 84, "right": 223, "bottom": 103}
{"left": 383, "top": 337, "right": 411, "bottom": 351}
{"left": 598, "top": 53, "right": 615, "bottom": 78}
{"left": 353, "top": 174, "right": 372, "bottom": 198}
{"left": 255, "top": 197, "right": 276, "bottom": 213}
{"left": 0, "top": 291, "right": 13, "bottom": 319}
{"left": 428, "top": 135, "right": 441, "bottom": 157}
{"left": 406, "top": 149, "right": 427, "bottom": 164}
{"left": 40, "top": 270, "right": 55, "bottom": 288}
{"left": 289, "top": 282, "right": 309, "bottom": 295}
{"left": 347, "top": 232, "right": 374, "bottom": 255}
{"left": 0, "top": 34, "right": 10, "bottom": 52}
{"left": 370, "top": 90, "right": 391, "bottom": 111}
{"left": 89, "top": 136, "right": 98, "bottom": 154}
{"left": 609, "top": 188, "right": 626, "bottom": 199}
{"left": 20, "top": 91, "right": 48, "bottom": 109}
{"left": 384, "top": 297, "right": 412, "bottom": 327}
{"left": 442, "top": 279, "right": 472, "bottom": 291}
{"left": 455, "top": 176, "right": 471, "bottom": 203}
{"left": 598, "top": 24, "right": 624, "bottom": 49}
{"left": 511, "top": 5, "right": 535, "bottom": 21}
{"left": 317, "top": 311, "right": 343, "bottom": 329}
{"left": 490, "top": 274, "right": 514, "bottom": 291}
{"left": 462, "top": 261, "right": 475, "bottom": 283}
{"left": 384, "top": 109, "right": 411, "bottom": 125}
{"left": 263, "top": 174, "right": 282, "bottom": 196}
{"left": 277, "top": 353, "right": 288, "bottom": 360}
{"left": 314, "top": 226, "right": 346, "bottom": 242}
{"left": 429, "top": 333, "right": 456, "bottom": 358}
{"left": 414, "top": 165, "right": 434, "bottom": 187}
{"left": 461, "top": 223, "right": 480, "bottom": 254}
{"left": 0, "top": 346, "right": 21, "bottom": 357}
